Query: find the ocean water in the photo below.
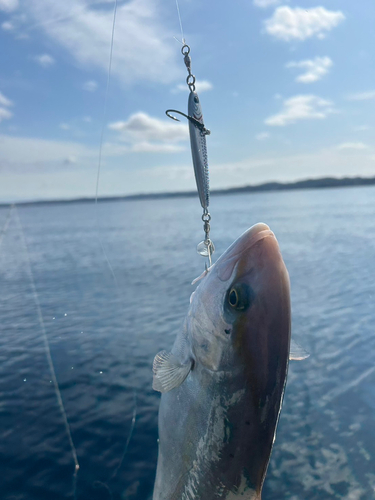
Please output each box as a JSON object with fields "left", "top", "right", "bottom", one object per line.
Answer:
{"left": 0, "top": 186, "right": 374, "bottom": 500}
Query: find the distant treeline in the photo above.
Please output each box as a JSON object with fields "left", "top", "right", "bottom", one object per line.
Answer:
{"left": 3, "top": 175, "right": 375, "bottom": 207}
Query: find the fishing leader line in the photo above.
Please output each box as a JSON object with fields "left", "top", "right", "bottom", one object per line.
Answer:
{"left": 0, "top": 204, "right": 14, "bottom": 252}
{"left": 92, "top": 0, "right": 138, "bottom": 492}
{"left": 14, "top": 206, "right": 80, "bottom": 500}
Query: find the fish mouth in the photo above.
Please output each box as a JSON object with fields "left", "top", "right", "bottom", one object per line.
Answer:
{"left": 216, "top": 223, "right": 275, "bottom": 282}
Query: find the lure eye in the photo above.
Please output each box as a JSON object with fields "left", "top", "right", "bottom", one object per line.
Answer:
{"left": 226, "top": 283, "right": 252, "bottom": 312}
{"left": 194, "top": 96, "right": 199, "bottom": 103}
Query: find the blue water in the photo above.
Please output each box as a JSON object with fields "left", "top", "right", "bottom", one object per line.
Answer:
{"left": 0, "top": 187, "right": 374, "bottom": 500}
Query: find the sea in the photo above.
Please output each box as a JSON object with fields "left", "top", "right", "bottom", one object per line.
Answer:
{"left": 0, "top": 186, "right": 374, "bottom": 500}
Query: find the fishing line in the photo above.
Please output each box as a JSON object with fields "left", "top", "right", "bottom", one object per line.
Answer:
{"left": 95, "top": 0, "right": 119, "bottom": 288}
{"left": 175, "top": 0, "right": 185, "bottom": 44}
{"left": 109, "top": 390, "right": 137, "bottom": 480}
{"left": 14, "top": 206, "right": 80, "bottom": 499}
{"left": 0, "top": 204, "right": 14, "bottom": 252}
{"left": 93, "top": 0, "right": 138, "bottom": 491}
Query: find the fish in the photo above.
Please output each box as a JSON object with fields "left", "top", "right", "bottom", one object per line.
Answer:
{"left": 152, "top": 222, "right": 307, "bottom": 499}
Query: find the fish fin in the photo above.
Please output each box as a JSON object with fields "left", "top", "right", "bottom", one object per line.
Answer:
{"left": 289, "top": 339, "right": 310, "bottom": 360}
{"left": 152, "top": 350, "right": 192, "bottom": 393}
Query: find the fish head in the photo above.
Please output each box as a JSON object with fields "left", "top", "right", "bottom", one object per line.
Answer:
{"left": 188, "top": 222, "right": 291, "bottom": 377}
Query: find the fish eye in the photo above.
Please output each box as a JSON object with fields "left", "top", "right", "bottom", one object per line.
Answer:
{"left": 229, "top": 289, "right": 238, "bottom": 307}
{"left": 194, "top": 96, "right": 199, "bottom": 103}
{"left": 226, "top": 283, "right": 252, "bottom": 311}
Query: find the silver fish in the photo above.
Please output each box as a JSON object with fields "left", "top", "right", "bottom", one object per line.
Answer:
{"left": 152, "top": 223, "right": 305, "bottom": 500}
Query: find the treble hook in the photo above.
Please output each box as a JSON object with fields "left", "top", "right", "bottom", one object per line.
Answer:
{"left": 165, "top": 109, "right": 211, "bottom": 135}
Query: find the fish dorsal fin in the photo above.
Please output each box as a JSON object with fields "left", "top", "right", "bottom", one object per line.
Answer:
{"left": 289, "top": 339, "right": 310, "bottom": 360}
{"left": 152, "top": 351, "right": 192, "bottom": 393}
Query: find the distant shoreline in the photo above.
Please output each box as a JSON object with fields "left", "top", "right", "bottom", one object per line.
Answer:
{"left": 2, "top": 175, "right": 375, "bottom": 207}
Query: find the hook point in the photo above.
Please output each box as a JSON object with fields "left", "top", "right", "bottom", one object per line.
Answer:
{"left": 165, "top": 109, "right": 181, "bottom": 122}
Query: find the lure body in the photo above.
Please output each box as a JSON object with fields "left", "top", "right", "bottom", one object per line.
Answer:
{"left": 188, "top": 91, "right": 210, "bottom": 210}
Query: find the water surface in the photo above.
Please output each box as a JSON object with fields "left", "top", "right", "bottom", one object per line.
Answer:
{"left": 0, "top": 186, "right": 374, "bottom": 500}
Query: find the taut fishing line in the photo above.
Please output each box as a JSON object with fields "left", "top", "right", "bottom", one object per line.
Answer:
{"left": 93, "top": 0, "right": 138, "bottom": 494}
{"left": 95, "top": 0, "right": 119, "bottom": 288}
{"left": 0, "top": 204, "right": 14, "bottom": 252}
{"left": 175, "top": 0, "right": 185, "bottom": 44}
{"left": 14, "top": 206, "right": 80, "bottom": 500}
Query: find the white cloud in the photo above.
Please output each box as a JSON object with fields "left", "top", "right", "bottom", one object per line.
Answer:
{"left": 336, "top": 142, "right": 369, "bottom": 150}
{"left": 59, "top": 123, "right": 70, "bottom": 130}
{"left": 353, "top": 125, "right": 370, "bottom": 132}
{"left": 264, "top": 7, "right": 345, "bottom": 41}
{"left": 34, "top": 53, "right": 55, "bottom": 67}
{"left": 132, "top": 142, "right": 185, "bottom": 153}
{"left": 0, "top": 108, "right": 13, "bottom": 122}
{"left": 82, "top": 80, "right": 98, "bottom": 92}
{"left": 0, "top": 90, "right": 13, "bottom": 107}
{"left": 63, "top": 155, "right": 77, "bottom": 165}
{"left": 172, "top": 80, "right": 213, "bottom": 94}
{"left": 346, "top": 90, "right": 375, "bottom": 101}
{"left": 265, "top": 94, "right": 335, "bottom": 126}
{"left": 2, "top": 21, "right": 14, "bottom": 30}
{"left": 286, "top": 56, "right": 332, "bottom": 83}
{"left": 255, "top": 132, "right": 270, "bottom": 140}
{"left": 22, "top": 0, "right": 180, "bottom": 85}
{"left": 1, "top": 138, "right": 375, "bottom": 202}
{"left": 108, "top": 112, "right": 188, "bottom": 153}
{"left": 0, "top": 90, "right": 13, "bottom": 123}
{"left": 0, "top": 134, "right": 96, "bottom": 167}
{"left": 253, "top": 0, "right": 280, "bottom": 8}
{"left": 0, "top": 0, "right": 18, "bottom": 12}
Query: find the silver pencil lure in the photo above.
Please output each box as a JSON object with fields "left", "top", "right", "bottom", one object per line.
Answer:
{"left": 166, "top": 44, "right": 215, "bottom": 268}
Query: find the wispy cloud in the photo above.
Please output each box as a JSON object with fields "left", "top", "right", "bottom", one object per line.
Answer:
{"left": 63, "top": 155, "right": 77, "bottom": 166}
{"left": 286, "top": 56, "right": 333, "bottom": 83}
{"left": 255, "top": 132, "right": 270, "bottom": 140}
{"left": 171, "top": 80, "right": 213, "bottom": 94}
{"left": 0, "top": 90, "right": 13, "bottom": 108}
{"left": 82, "top": 80, "right": 98, "bottom": 92}
{"left": 353, "top": 125, "right": 370, "bottom": 132}
{"left": 0, "top": 134, "right": 96, "bottom": 169}
{"left": 131, "top": 142, "right": 185, "bottom": 153}
{"left": 22, "top": 0, "right": 180, "bottom": 85}
{"left": 108, "top": 111, "right": 188, "bottom": 153}
{"left": 34, "top": 53, "right": 55, "bottom": 67}
{"left": 59, "top": 123, "right": 70, "bottom": 130}
{"left": 0, "top": 0, "right": 18, "bottom": 12}
{"left": 264, "top": 7, "right": 345, "bottom": 41}
{"left": 265, "top": 95, "right": 335, "bottom": 126}
{"left": 336, "top": 142, "right": 369, "bottom": 150}
{"left": 1, "top": 21, "right": 14, "bottom": 30}
{"left": 346, "top": 90, "right": 375, "bottom": 101}
{"left": 253, "top": 0, "right": 280, "bottom": 9}
{"left": 0, "top": 108, "right": 13, "bottom": 122}
{"left": 0, "top": 90, "right": 13, "bottom": 123}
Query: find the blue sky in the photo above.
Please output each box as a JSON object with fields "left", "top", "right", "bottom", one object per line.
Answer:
{"left": 0, "top": 0, "right": 374, "bottom": 202}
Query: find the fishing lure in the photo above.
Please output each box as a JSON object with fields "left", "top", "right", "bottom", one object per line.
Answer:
{"left": 166, "top": 44, "right": 215, "bottom": 268}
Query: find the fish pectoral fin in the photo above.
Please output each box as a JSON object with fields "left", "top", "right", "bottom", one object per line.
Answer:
{"left": 289, "top": 339, "right": 310, "bottom": 360}
{"left": 152, "top": 350, "right": 192, "bottom": 393}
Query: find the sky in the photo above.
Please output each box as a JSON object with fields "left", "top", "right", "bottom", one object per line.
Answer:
{"left": 0, "top": 0, "right": 374, "bottom": 202}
